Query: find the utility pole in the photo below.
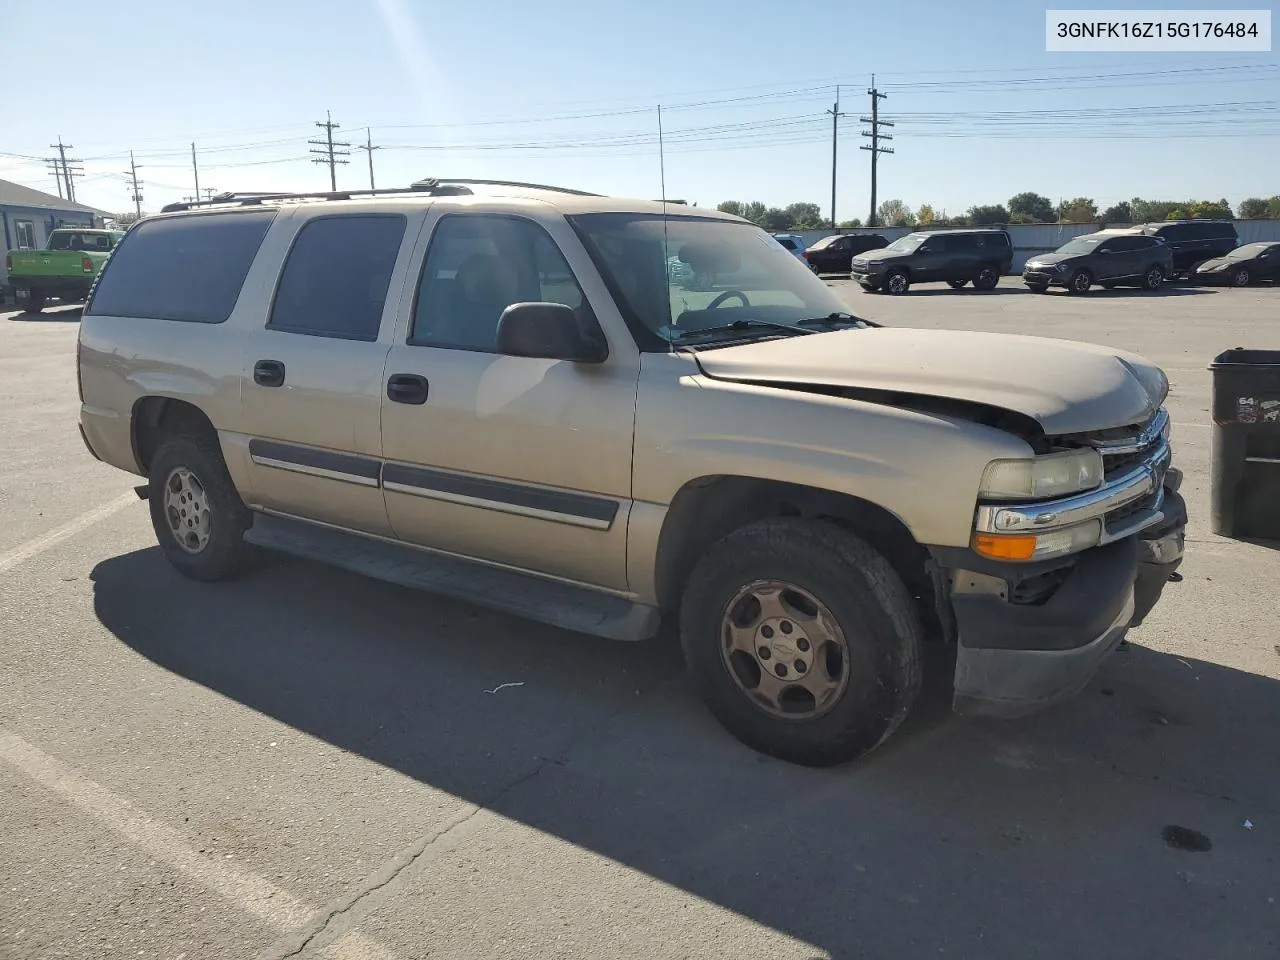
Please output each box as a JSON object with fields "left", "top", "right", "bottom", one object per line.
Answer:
{"left": 826, "top": 88, "right": 845, "bottom": 229}
{"left": 201, "top": 187, "right": 217, "bottom": 202}
{"left": 47, "top": 137, "right": 84, "bottom": 202}
{"left": 125, "top": 151, "right": 143, "bottom": 219}
{"left": 859, "top": 77, "right": 894, "bottom": 227}
{"left": 357, "top": 127, "right": 382, "bottom": 190}
{"left": 45, "top": 157, "right": 65, "bottom": 198}
{"left": 309, "top": 111, "right": 350, "bottom": 191}
{"left": 191, "top": 142, "right": 201, "bottom": 206}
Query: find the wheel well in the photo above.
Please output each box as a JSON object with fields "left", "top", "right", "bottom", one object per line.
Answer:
{"left": 131, "top": 397, "right": 216, "bottom": 473}
{"left": 653, "top": 476, "right": 934, "bottom": 621}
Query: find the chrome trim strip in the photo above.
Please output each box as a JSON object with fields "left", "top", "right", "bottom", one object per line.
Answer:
{"left": 1093, "top": 408, "right": 1169, "bottom": 454}
{"left": 382, "top": 480, "right": 613, "bottom": 530}
{"left": 250, "top": 455, "right": 380, "bottom": 488}
{"left": 976, "top": 442, "right": 1170, "bottom": 535}
{"left": 1245, "top": 456, "right": 1280, "bottom": 464}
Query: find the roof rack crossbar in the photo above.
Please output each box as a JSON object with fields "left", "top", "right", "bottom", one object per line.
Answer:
{"left": 423, "top": 179, "right": 602, "bottom": 197}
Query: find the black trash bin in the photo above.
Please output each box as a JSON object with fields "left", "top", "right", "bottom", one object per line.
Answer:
{"left": 1210, "top": 348, "right": 1280, "bottom": 540}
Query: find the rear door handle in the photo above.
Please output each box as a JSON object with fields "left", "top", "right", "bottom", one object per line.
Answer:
{"left": 253, "top": 359, "right": 286, "bottom": 387}
{"left": 386, "top": 373, "right": 429, "bottom": 405}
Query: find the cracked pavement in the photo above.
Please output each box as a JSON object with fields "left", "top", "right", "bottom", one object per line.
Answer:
{"left": 2, "top": 284, "right": 1278, "bottom": 959}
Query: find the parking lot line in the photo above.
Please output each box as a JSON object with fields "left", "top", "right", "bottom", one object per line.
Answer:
{"left": 0, "top": 731, "right": 403, "bottom": 959}
{"left": 0, "top": 492, "right": 137, "bottom": 575}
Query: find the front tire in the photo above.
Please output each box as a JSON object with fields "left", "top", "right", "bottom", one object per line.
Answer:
{"left": 679, "top": 519, "right": 923, "bottom": 767}
{"left": 884, "top": 270, "right": 910, "bottom": 296}
{"left": 1232, "top": 266, "right": 1252, "bottom": 287}
{"left": 1068, "top": 270, "right": 1093, "bottom": 295}
{"left": 972, "top": 266, "right": 1000, "bottom": 291}
{"left": 947, "top": 279, "right": 967, "bottom": 289}
{"left": 148, "top": 432, "right": 255, "bottom": 581}
{"left": 1026, "top": 282, "right": 1049, "bottom": 294}
{"left": 1142, "top": 265, "right": 1165, "bottom": 291}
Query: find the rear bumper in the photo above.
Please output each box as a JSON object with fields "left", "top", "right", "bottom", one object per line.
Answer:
{"left": 9, "top": 275, "right": 95, "bottom": 298}
{"left": 935, "top": 487, "right": 1186, "bottom": 718}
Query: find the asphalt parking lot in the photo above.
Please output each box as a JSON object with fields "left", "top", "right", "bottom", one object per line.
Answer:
{"left": 2, "top": 281, "right": 1278, "bottom": 960}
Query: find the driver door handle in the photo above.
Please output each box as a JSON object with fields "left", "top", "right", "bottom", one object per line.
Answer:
{"left": 253, "top": 359, "right": 286, "bottom": 388}
{"left": 386, "top": 373, "right": 429, "bottom": 405}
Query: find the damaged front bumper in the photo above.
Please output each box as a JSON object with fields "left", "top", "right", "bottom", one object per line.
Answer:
{"left": 932, "top": 480, "right": 1186, "bottom": 719}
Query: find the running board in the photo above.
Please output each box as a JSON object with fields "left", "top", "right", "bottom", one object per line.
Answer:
{"left": 243, "top": 513, "right": 661, "bottom": 642}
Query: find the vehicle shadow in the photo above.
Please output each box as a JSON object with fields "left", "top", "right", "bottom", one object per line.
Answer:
{"left": 861, "top": 287, "right": 1027, "bottom": 297}
{"left": 1035, "top": 287, "right": 1218, "bottom": 298}
{"left": 7, "top": 305, "right": 83, "bottom": 321}
{"left": 91, "top": 547, "right": 1280, "bottom": 958}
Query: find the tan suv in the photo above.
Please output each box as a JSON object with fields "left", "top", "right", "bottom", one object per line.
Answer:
{"left": 76, "top": 180, "right": 1186, "bottom": 766}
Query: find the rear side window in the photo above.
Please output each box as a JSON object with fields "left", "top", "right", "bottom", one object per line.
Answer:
{"left": 269, "top": 215, "right": 407, "bottom": 342}
{"left": 1156, "top": 224, "right": 1190, "bottom": 242}
{"left": 87, "top": 211, "right": 275, "bottom": 323}
{"left": 987, "top": 232, "right": 1011, "bottom": 248}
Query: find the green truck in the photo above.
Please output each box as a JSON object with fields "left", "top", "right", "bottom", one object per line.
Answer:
{"left": 6, "top": 228, "right": 125, "bottom": 312}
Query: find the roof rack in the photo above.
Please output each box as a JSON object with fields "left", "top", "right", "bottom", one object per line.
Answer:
{"left": 159, "top": 178, "right": 601, "bottom": 213}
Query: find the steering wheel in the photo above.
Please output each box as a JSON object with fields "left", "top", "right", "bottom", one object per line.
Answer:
{"left": 707, "top": 290, "right": 750, "bottom": 309}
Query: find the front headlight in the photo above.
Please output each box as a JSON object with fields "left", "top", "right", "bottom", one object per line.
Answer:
{"left": 979, "top": 449, "right": 1104, "bottom": 500}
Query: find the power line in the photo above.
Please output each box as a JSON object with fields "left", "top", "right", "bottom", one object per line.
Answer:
{"left": 860, "top": 77, "right": 893, "bottom": 227}
{"left": 309, "top": 111, "right": 350, "bottom": 191}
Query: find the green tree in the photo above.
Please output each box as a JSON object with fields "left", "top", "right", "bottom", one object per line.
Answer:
{"left": 784, "top": 202, "right": 826, "bottom": 229}
{"left": 1130, "top": 198, "right": 1181, "bottom": 223}
{"left": 1007, "top": 192, "right": 1055, "bottom": 223}
{"left": 1099, "top": 201, "right": 1132, "bottom": 224}
{"left": 761, "top": 207, "right": 791, "bottom": 231}
{"left": 877, "top": 198, "right": 915, "bottom": 227}
{"left": 1188, "top": 198, "right": 1232, "bottom": 219}
{"left": 967, "top": 204, "right": 1009, "bottom": 226}
{"left": 716, "top": 200, "right": 746, "bottom": 218}
{"left": 836, "top": 218, "right": 863, "bottom": 229}
{"left": 916, "top": 203, "right": 937, "bottom": 226}
{"left": 1268, "top": 196, "right": 1280, "bottom": 218}
{"left": 1056, "top": 197, "right": 1098, "bottom": 224}
{"left": 1165, "top": 208, "right": 1189, "bottom": 221}
{"left": 742, "top": 201, "right": 768, "bottom": 225}
{"left": 1237, "top": 197, "right": 1269, "bottom": 219}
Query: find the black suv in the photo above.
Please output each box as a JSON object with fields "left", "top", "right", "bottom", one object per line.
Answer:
{"left": 1022, "top": 231, "right": 1174, "bottom": 294}
{"left": 802, "top": 233, "right": 888, "bottom": 274}
{"left": 1131, "top": 220, "right": 1237, "bottom": 278}
{"left": 850, "top": 229, "right": 1013, "bottom": 295}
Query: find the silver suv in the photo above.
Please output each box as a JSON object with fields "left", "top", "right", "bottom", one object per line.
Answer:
{"left": 76, "top": 180, "right": 1186, "bottom": 766}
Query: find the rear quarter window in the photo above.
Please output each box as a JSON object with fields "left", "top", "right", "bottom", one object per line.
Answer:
{"left": 86, "top": 211, "right": 276, "bottom": 323}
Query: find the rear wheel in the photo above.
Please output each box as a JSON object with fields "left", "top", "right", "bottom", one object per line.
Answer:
{"left": 1068, "top": 270, "right": 1093, "bottom": 295}
{"left": 947, "top": 279, "right": 967, "bottom": 289}
{"left": 972, "top": 266, "right": 1000, "bottom": 291}
{"left": 1142, "top": 265, "right": 1165, "bottom": 291}
{"left": 884, "top": 270, "right": 910, "bottom": 296}
{"left": 679, "top": 519, "right": 923, "bottom": 767}
{"left": 1231, "top": 266, "right": 1252, "bottom": 287}
{"left": 148, "top": 431, "right": 255, "bottom": 581}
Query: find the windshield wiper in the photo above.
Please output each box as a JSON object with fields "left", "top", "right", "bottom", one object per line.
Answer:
{"left": 795, "top": 312, "right": 868, "bottom": 328}
{"left": 672, "top": 319, "right": 817, "bottom": 342}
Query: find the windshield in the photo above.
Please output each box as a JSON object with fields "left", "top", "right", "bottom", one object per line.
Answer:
{"left": 1228, "top": 243, "right": 1273, "bottom": 259}
{"left": 570, "top": 213, "right": 860, "bottom": 347}
{"left": 807, "top": 235, "right": 842, "bottom": 250}
{"left": 1055, "top": 237, "right": 1104, "bottom": 255}
{"left": 884, "top": 233, "right": 926, "bottom": 253}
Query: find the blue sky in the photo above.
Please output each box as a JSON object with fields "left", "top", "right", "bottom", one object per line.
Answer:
{"left": 4, "top": 0, "right": 1276, "bottom": 219}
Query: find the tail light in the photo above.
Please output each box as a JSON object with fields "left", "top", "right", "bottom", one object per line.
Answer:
{"left": 81, "top": 257, "right": 94, "bottom": 273}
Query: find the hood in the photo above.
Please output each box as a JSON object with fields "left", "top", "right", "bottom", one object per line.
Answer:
{"left": 853, "top": 247, "right": 903, "bottom": 263}
{"left": 1197, "top": 257, "right": 1232, "bottom": 271}
{"left": 693, "top": 327, "right": 1167, "bottom": 435}
{"left": 1025, "top": 252, "right": 1074, "bottom": 266}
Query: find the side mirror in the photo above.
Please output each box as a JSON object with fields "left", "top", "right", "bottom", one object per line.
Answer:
{"left": 496, "top": 302, "right": 606, "bottom": 363}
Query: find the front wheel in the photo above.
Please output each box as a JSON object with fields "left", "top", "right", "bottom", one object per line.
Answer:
{"left": 148, "top": 431, "right": 255, "bottom": 581}
{"left": 1142, "top": 265, "right": 1165, "bottom": 291}
{"left": 1231, "top": 266, "right": 1252, "bottom": 287}
{"left": 972, "top": 266, "right": 1000, "bottom": 291}
{"left": 1068, "top": 270, "right": 1093, "bottom": 295}
{"left": 884, "top": 270, "right": 910, "bottom": 296}
{"left": 1026, "top": 282, "right": 1049, "bottom": 294}
{"left": 679, "top": 519, "right": 923, "bottom": 767}
{"left": 947, "top": 279, "right": 967, "bottom": 289}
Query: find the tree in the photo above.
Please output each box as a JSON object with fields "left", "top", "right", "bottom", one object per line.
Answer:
{"left": 1237, "top": 197, "right": 1269, "bottom": 219}
{"left": 1056, "top": 197, "right": 1098, "bottom": 224}
{"left": 783, "top": 202, "right": 825, "bottom": 230}
{"left": 877, "top": 198, "right": 915, "bottom": 227}
{"left": 742, "top": 201, "right": 767, "bottom": 225}
{"left": 760, "top": 207, "right": 791, "bottom": 231}
{"left": 113, "top": 212, "right": 143, "bottom": 226}
{"left": 716, "top": 200, "right": 745, "bottom": 218}
{"left": 1130, "top": 198, "right": 1181, "bottom": 223}
{"left": 1269, "top": 196, "right": 1280, "bottom": 219}
{"left": 1188, "top": 198, "right": 1232, "bottom": 220}
{"left": 916, "top": 204, "right": 937, "bottom": 226}
{"left": 836, "top": 218, "right": 863, "bottom": 229}
{"left": 1008, "top": 191, "right": 1055, "bottom": 223}
{"left": 1165, "top": 208, "right": 1189, "bottom": 221}
{"left": 1099, "top": 201, "right": 1132, "bottom": 224}
{"left": 967, "top": 204, "right": 1009, "bottom": 226}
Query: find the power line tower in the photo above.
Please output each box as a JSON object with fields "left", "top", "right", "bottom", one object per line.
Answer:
{"left": 201, "top": 187, "right": 217, "bottom": 202}
{"left": 357, "top": 127, "right": 382, "bottom": 190}
{"left": 46, "top": 137, "right": 84, "bottom": 202}
{"left": 45, "top": 157, "right": 66, "bottom": 198}
{"left": 826, "top": 88, "right": 845, "bottom": 229}
{"left": 124, "top": 151, "right": 144, "bottom": 219}
{"left": 859, "top": 77, "right": 894, "bottom": 227}
{"left": 309, "top": 111, "right": 350, "bottom": 191}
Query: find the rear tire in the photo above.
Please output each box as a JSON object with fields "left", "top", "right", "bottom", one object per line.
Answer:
{"left": 148, "top": 431, "right": 255, "bottom": 581}
{"left": 1068, "top": 270, "right": 1093, "bottom": 295}
{"left": 884, "top": 270, "right": 910, "bottom": 296}
{"left": 1141, "top": 265, "right": 1165, "bottom": 291}
{"left": 1026, "top": 282, "right": 1049, "bottom": 294}
{"left": 679, "top": 518, "right": 923, "bottom": 767}
{"left": 1231, "top": 266, "right": 1252, "bottom": 287}
{"left": 972, "top": 266, "right": 1000, "bottom": 291}
{"left": 947, "top": 279, "right": 967, "bottom": 289}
